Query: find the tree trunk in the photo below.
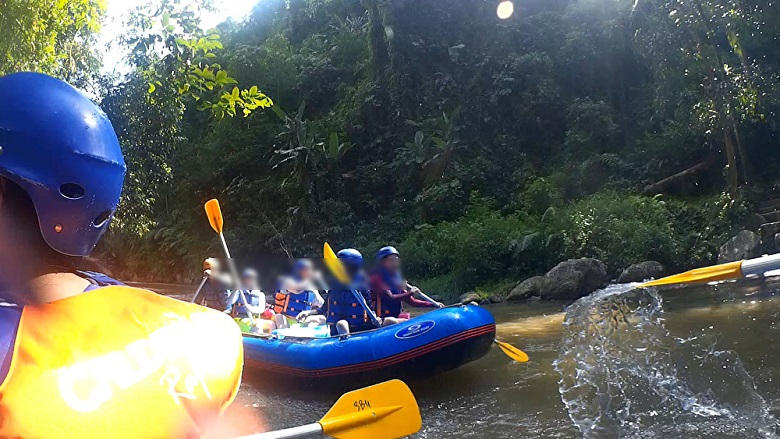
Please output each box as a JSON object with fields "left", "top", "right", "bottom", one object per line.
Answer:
{"left": 361, "top": 0, "right": 390, "bottom": 80}
{"left": 723, "top": 127, "right": 739, "bottom": 199}
{"left": 733, "top": 125, "right": 750, "bottom": 186}
{"left": 642, "top": 157, "right": 715, "bottom": 195}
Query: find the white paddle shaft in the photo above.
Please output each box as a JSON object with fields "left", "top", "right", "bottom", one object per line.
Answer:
{"left": 219, "top": 232, "right": 255, "bottom": 325}
{"left": 240, "top": 423, "right": 322, "bottom": 439}
{"left": 190, "top": 275, "right": 209, "bottom": 303}
{"left": 741, "top": 253, "right": 780, "bottom": 277}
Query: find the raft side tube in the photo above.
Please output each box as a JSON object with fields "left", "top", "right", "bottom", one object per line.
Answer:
{"left": 242, "top": 305, "right": 496, "bottom": 388}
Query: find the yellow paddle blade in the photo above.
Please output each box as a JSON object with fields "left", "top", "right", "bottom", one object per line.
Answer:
{"left": 204, "top": 199, "right": 224, "bottom": 233}
{"left": 323, "top": 242, "right": 351, "bottom": 285}
{"left": 319, "top": 379, "right": 421, "bottom": 439}
{"left": 640, "top": 260, "right": 743, "bottom": 287}
{"left": 494, "top": 339, "right": 529, "bottom": 363}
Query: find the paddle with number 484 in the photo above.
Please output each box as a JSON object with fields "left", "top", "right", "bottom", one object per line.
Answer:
{"left": 239, "top": 379, "right": 421, "bottom": 439}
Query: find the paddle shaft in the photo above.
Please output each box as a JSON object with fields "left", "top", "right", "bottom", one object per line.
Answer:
{"left": 218, "top": 232, "right": 255, "bottom": 325}
{"left": 353, "top": 289, "right": 382, "bottom": 327}
{"left": 190, "top": 275, "right": 209, "bottom": 303}
{"left": 240, "top": 423, "right": 322, "bottom": 439}
{"left": 741, "top": 253, "right": 780, "bottom": 277}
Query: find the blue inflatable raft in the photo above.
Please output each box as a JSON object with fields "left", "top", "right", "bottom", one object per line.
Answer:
{"left": 242, "top": 305, "right": 495, "bottom": 388}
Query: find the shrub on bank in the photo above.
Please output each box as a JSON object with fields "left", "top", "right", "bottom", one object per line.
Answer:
{"left": 402, "top": 190, "right": 750, "bottom": 299}
{"left": 545, "top": 191, "right": 682, "bottom": 272}
{"left": 401, "top": 194, "right": 539, "bottom": 295}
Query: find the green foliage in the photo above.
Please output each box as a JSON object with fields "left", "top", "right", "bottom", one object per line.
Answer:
{"left": 413, "top": 274, "right": 459, "bottom": 301}
{"left": 545, "top": 192, "right": 682, "bottom": 271}
{"left": 123, "top": 0, "right": 272, "bottom": 118}
{"left": 563, "top": 98, "right": 621, "bottom": 155}
{"left": 73, "top": 0, "right": 779, "bottom": 286}
{"left": 400, "top": 190, "right": 751, "bottom": 296}
{"left": 522, "top": 174, "right": 565, "bottom": 215}
{"left": 633, "top": 0, "right": 773, "bottom": 197}
{"left": 0, "top": 0, "right": 105, "bottom": 84}
{"left": 101, "top": 74, "right": 182, "bottom": 237}
{"left": 401, "top": 194, "right": 540, "bottom": 294}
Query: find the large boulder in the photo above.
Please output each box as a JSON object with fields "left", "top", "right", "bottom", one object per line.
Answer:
{"left": 506, "top": 276, "right": 550, "bottom": 301}
{"left": 718, "top": 230, "right": 759, "bottom": 263}
{"left": 542, "top": 258, "right": 608, "bottom": 300}
{"left": 458, "top": 291, "right": 481, "bottom": 304}
{"left": 617, "top": 261, "right": 666, "bottom": 283}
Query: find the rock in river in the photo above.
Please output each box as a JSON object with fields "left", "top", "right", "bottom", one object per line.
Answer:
{"left": 459, "top": 291, "right": 481, "bottom": 304}
{"left": 488, "top": 295, "right": 503, "bottom": 304}
{"left": 541, "top": 258, "right": 608, "bottom": 300}
{"left": 506, "top": 276, "right": 550, "bottom": 301}
{"left": 617, "top": 261, "right": 666, "bottom": 283}
{"left": 718, "top": 230, "right": 759, "bottom": 263}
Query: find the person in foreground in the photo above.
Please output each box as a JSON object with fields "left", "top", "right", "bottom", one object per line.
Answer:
{"left": 273, "top": 259, "right": 325, "bottom": 328}
{"left": 369, "top": 246, "right": 443, "bottom": 326}
{"left": 325, "top": 249, "right": 377, "bottom": 335}
{"left": 0, "top": 72, "right": 243, "bottom": 438}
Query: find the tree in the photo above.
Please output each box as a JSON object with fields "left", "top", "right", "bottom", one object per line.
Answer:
{"left": 122, "top": 0, "right": 272, "bottom": 119}
{"left": 633, "top": 0, "right": 769, "bottom": 198}
{"left": 0, "top": 0, "right": 105, "bottom": 85}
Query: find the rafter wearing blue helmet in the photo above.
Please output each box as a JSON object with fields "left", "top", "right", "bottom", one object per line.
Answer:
{"left": 370, "top": 246, "right": 443, "bottom": 327}
{"left": 0, "top": 73, "right": 244, "bottom": 439}
{"left": 325, "top": 248, "right": 376, "bottom": 335}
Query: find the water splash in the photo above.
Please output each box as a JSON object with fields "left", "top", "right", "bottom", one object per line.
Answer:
{"left": 554, "top": 284, "right": 776, "bottom": 438}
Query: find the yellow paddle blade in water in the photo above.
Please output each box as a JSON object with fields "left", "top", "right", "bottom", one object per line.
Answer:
{"left": 323, "top": 242, "right": 351, "bottom": 285}
{"left": 640, "top": 260, "right": 743, "bottom": 287}
{"left": 319, "top": 379, "right": 421, "bottom": 439}
{"left": 204, "top": 199, "right": 224, "bottom": 234}
{"left": 494, "top": 339, "right": 529, "bottom": 363}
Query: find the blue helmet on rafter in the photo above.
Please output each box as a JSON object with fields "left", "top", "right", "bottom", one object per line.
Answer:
{"left": 376, "top": 246, "right": 400, "bottom": 261}
{"left": 337, "top": 248, "right": 363, "bottom": 267}
{"left": 0, "top": 72, "right": 126, "bottom": 256}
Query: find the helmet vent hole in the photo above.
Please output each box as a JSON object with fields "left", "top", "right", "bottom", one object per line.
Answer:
{"left": 93, "top": 210, "right": 112, "bottom": 227}
{"left": 59, "top": 183, "right": 85, "bottom": 200}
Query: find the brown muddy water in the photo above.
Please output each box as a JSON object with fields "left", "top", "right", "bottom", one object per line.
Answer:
{"left": 147, "top": 278, "right": 780, "bottom": 438}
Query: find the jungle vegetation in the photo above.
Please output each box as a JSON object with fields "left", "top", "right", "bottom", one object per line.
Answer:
{"left": 2, "top": 0, "right": 779, "bottom": 298}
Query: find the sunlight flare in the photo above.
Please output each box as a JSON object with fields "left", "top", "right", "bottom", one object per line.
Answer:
{"left": 497, "top": 1, "right": 514, "bottom": 19}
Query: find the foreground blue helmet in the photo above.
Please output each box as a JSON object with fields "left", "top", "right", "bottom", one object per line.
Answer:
{"left": 337, "top": 248, "right": 363, "bottom": 267}
{"left": 0, "top": 72, "right": 126, "bottom": 256}
{"left": 376, "top": 246, "right": 400, "bottom": 261}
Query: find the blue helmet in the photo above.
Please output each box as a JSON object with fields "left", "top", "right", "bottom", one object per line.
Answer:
{"left": 337, "top": 248, "right": 363, "bottom": 267}
{"left": 376, "top": 246, "right": 400, "bottom": 261}
{"left": 292, "top": 258, "right": 313, "bottom": 273}
{"left": 241, "top": 268, "right": 258, "bottom": 279}
{"left": 0, "top": 72, "right": 126, "bottom": 256}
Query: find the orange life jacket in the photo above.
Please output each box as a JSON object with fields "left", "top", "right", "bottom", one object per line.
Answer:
{"left": 0, "top": 286, "right": 244, "bottom": 438}
{"left": 273, "top": 290, "right": 316, "bottom": 316}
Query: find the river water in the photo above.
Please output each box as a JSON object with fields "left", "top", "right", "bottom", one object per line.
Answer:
{"left": 152, "top": 278, "right": 780, "bottom": 438}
